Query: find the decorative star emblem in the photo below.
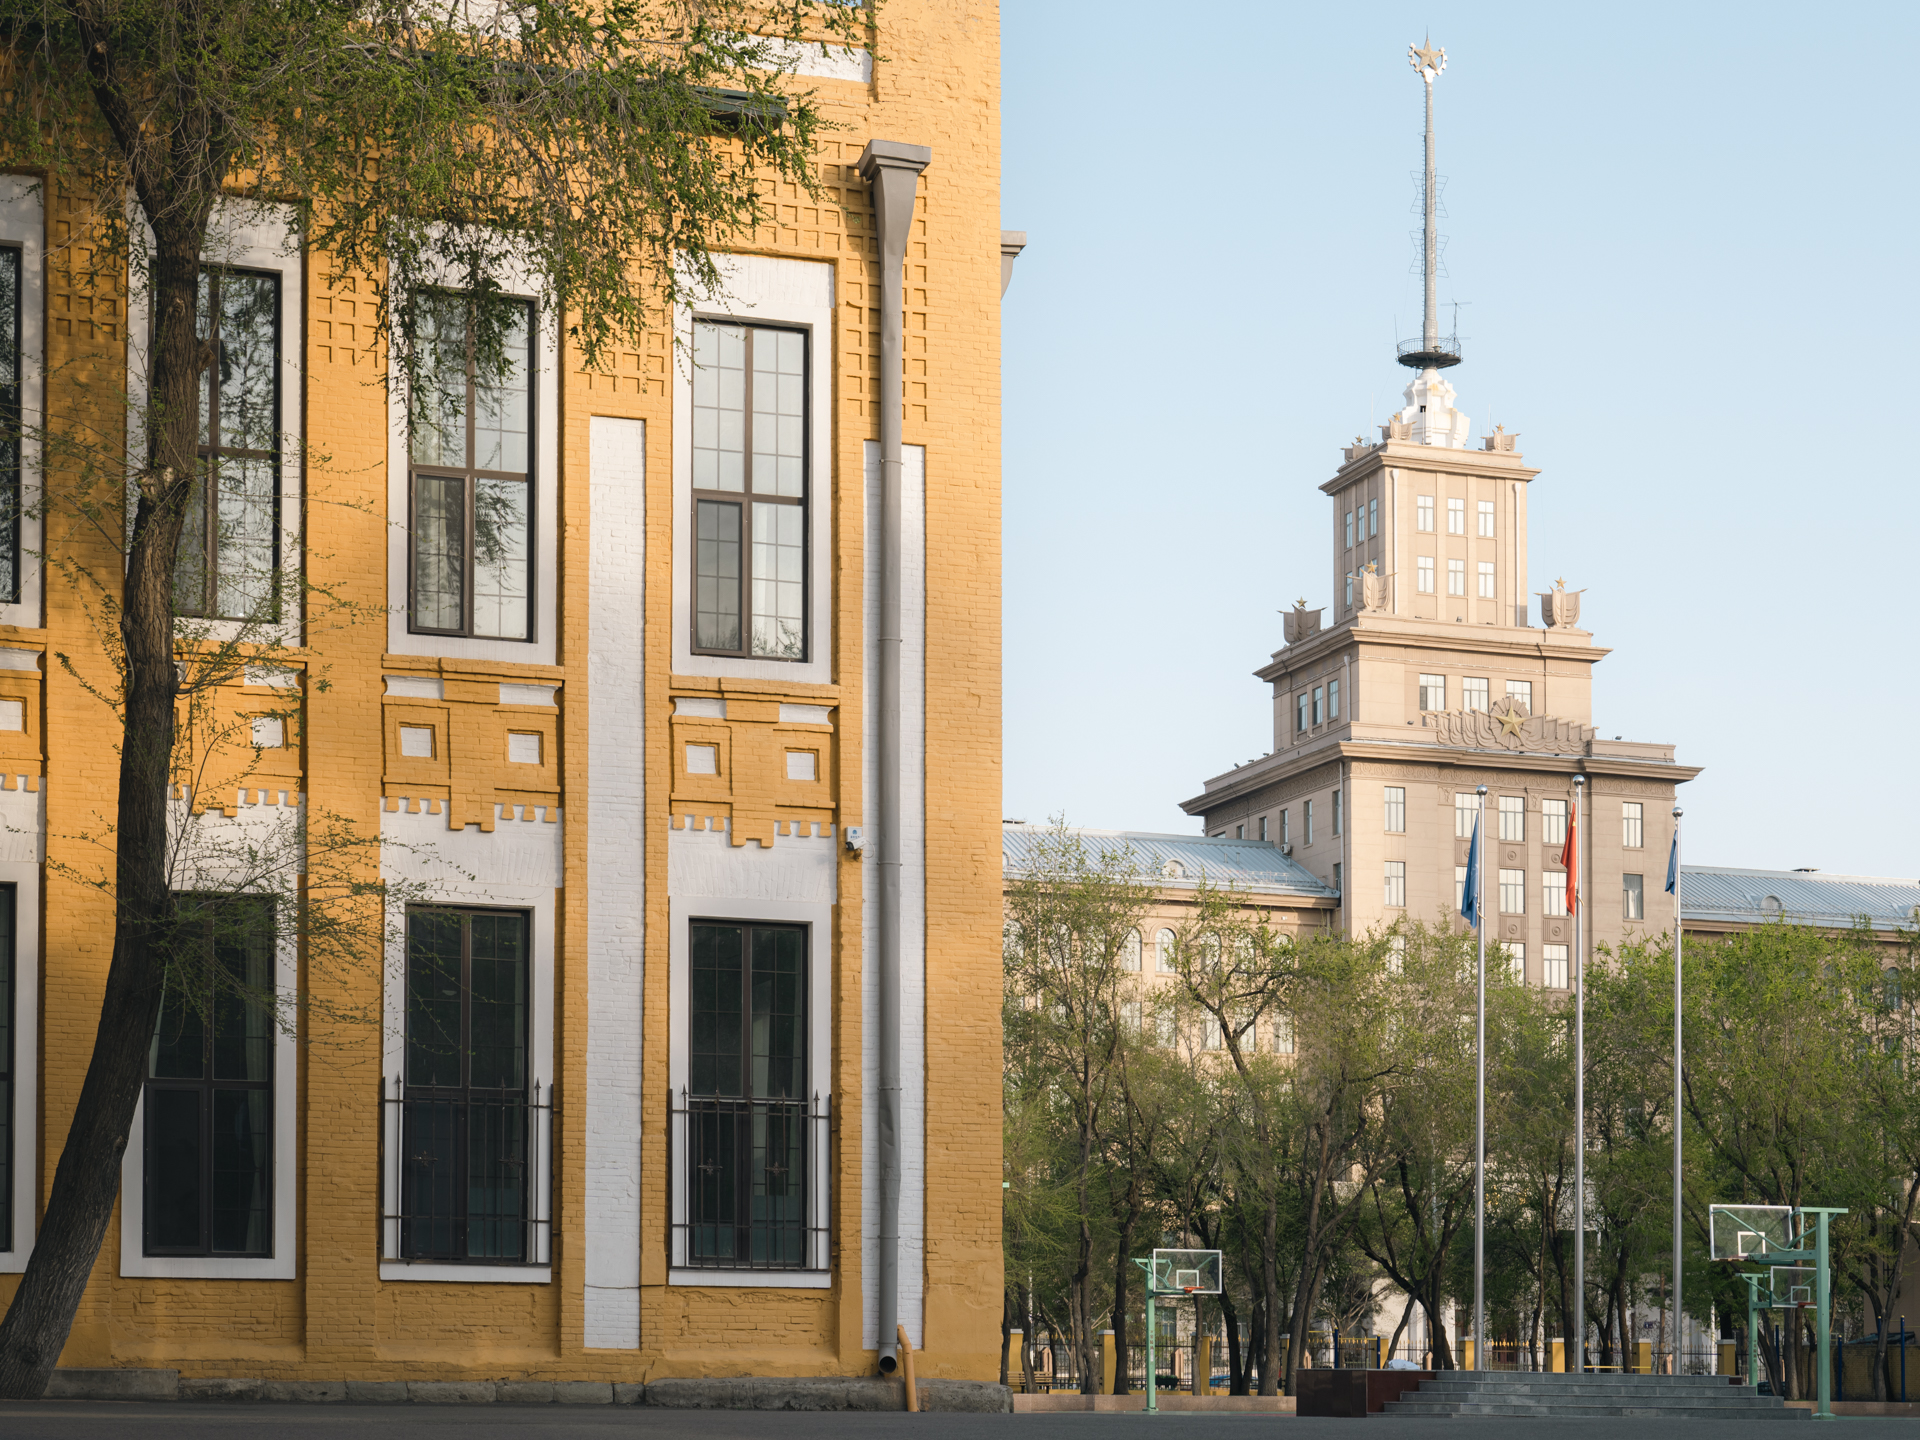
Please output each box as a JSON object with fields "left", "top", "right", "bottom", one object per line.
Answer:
{"left": 1409, "top": 38, "right": 1445, "bottom": 76}
{"left": 1495, "top": 701, "right": 1528, "bottom": 739}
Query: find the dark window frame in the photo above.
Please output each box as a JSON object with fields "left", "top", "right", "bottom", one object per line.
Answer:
{"left": 398, "top": 904, "right": 536, "bottom": 1264}
{"left": 0, "top": 246, "right": 20, "bottom": 606}
{"left": 688, "top": 319, "right": 811, "bottom": 662}
{"left": 0, "top": 884, "right": 13, "bottom": 1250}
{"left": 176, "top": 265, "right": 283, "bottom": 621}
{"left": 405, "top": 294, "right": 539, "bottom": 643}
{"left": 141, "top": 894, "right": 276, "bottom": 1258}
{"left": 677, "top": 918, "right": 817, "bottom": 1270}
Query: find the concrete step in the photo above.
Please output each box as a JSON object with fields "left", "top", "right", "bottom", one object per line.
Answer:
{"left": 1385, "top": 1400, "right": 1807, "bottom": 1419}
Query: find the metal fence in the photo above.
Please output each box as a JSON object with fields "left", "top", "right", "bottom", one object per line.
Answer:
{"left": 379, "top": 1079, "right": 554, "bottom": 1265}
{"left": 668, "top": 1091, "right": 831, "bottom": 1273}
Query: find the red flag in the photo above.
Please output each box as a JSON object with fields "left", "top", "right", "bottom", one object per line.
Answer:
{"left": 1561, "top": 786, "right": 1579, "bottom": 915}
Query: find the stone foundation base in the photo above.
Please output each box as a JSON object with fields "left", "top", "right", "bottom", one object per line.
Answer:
{"left": 42, "top": 1370, "right": 1010, "bottom": 1412}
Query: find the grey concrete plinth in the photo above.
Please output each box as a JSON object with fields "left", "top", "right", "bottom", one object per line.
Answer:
{"left": 44, "top": 1369, "right": 179, "bottom": 1401}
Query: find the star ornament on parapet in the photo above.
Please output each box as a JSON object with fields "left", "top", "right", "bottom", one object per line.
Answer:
{"left": 1495, "top": 701, "right": 1528, "bottom": 740}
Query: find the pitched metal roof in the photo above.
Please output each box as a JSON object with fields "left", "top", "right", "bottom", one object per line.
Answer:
{"left": 1001, "top": 825, "right": 1339, "bottom": 900}
{"left": 1680, "top": 865, "right": 1920, "bottom": 932}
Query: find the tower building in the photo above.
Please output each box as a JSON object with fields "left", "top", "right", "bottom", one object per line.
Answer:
{"left": 1181, "top": 42, "right": 1698, "bottom": 974}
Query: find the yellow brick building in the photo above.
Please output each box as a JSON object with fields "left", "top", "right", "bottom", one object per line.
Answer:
{"left": 0, "top": 0, "right": 1004, "bottom": 1394}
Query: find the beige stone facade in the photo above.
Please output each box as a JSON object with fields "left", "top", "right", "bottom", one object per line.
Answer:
{"left": 1182, "top": 420, "right": 1701, "bottom": 983}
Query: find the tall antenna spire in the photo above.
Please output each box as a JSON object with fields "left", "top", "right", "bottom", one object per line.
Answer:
{"left": 1400, "top": 37, "right": 1460, "bottom": 371}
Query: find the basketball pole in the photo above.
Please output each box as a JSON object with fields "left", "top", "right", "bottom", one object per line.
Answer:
{"left": 1572, "top": 774, "right": 1586, "bottom": 1375}
{"left": 1473, "top": 784, "right": 1487, "bottom": 1373}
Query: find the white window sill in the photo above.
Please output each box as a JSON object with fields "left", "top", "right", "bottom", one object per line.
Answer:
{"left": 121, "top": 1254, "right": 295, "bottom": 1280}
{"left": 668, "top": 1267, "right": 830, "bottom": 1289}
{"left": 380, "top": 1261, "right": 551, "bottom": 1284}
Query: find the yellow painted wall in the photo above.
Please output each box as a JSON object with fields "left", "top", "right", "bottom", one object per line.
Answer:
{"left": 0, "top": 0, "right": 1002, "bottom": 1384}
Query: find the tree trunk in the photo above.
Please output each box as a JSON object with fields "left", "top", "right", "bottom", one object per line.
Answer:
{"left": 1110, "top": 1214, "right": 1134, "bottom": 1393}
{"left": 0, "top": 211, "right": 205, "bottom": 1398}
{"left": 1258, "top": 1192, "right": 1281, "bottom": 1395}
{"left": 1222, "top": 1291, "right": 1245, "bottom": 1395}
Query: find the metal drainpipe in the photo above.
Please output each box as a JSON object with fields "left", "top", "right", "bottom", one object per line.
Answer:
{"left": 857, "top": 137, "right": 930, "bottom": 1378}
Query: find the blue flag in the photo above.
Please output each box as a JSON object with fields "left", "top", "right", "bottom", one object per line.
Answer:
{"left": 1665, "top": 831, "right": 1679, "bottom": 895}
{"left": 1460, "top": 811, "right": 1481, "bottom": 929}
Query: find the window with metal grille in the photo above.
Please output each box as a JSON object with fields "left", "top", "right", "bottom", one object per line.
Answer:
{"left": 144, "top": 895, "right": 274, "bottom": 1256}
{"left": 408, "top": 294, "right": 535, "bottom": 640}
{"left": 0, "top": 885, "right": 13, "bottom": 1249}
{"left": 1384, "top": 786, "right": 1405, "bottom": 833}
{"left": 691, "top": 321, "right": 808, "bottom": 660}
{"left": 174, "top": 268, "right": 280, "bottom": 620}
{"left": 0, "top": 248, "right": 19, "bottom": 604}
{"left": 677, "top": 921, "right": 818, "bottom": 1269}
{"left": 1498, "top": 795, "right": 1525, "bottom": 843}
{"left": 399, "top": 907, "right": 536, "bottom": 1262}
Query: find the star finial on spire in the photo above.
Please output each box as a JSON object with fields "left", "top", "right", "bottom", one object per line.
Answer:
{"left": 1409, "top": 35, "right": 1446, "bottom": 79}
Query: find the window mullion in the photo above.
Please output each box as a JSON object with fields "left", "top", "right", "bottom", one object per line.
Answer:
{"left": 739, "top": 331, "right": 755, "bottom": 658}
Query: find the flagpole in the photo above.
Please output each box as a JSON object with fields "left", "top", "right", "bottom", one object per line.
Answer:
{"left": 1572, "top": 773, "right": 1586, "bottom": 1374}
{"left": 1671, "top": 805, "right": 1684, "bottom": 1374}
{"left": 1474, "top": 783, "right": 1488, "bottom": 1373}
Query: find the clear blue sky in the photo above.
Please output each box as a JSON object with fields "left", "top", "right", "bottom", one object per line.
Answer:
{"left": 999, "top": 3, "right": 1920, "bottom": 877}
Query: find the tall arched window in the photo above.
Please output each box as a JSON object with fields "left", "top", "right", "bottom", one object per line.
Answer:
{"left": 1120, "top": 930, "right": 1142, "bottom": 973}
{"left": 1155, "top": 929, "right": 1177, "bottom": 973}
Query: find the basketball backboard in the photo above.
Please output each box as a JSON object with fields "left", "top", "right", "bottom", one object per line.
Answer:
{"left": 1710, "top": 1204, "right": 1793, "bottom": 1261}
{"left": 1148, "top": 1248, "right": 1222, "bottom": 1296}
{"left": 1770, "top": 1266, "right": 1816, "bottom": 1307}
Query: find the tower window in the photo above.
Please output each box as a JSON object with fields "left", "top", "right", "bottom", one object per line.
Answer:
{"left": 1447, "top": 558, "right": 1466, "bottom": 597}
{"left": 1498, "top": 795, "right": 1525, "bottom": 842}
{"left": 1303, "top": 799, "right": 1315, "bottom": 846}
{"left": 1296, "top": 692, "right": 1310, "bottom": 734}
{"left": 1327, "top": 677, "right": 1340, "bottom": 720}
{"left": 1622, "top": 802, "right": 1644, "bottom": 849}
{"left": 1416, "top": 556, "right": 1434, "bottom": 594}
{"left": 1447, "top": 497, "right": 1465, "bottom": 535}
{"left": 1462, "top": 677, "right": 1488, "bottom": 712}
{"left": 1332, "top": 789, "right": 1343, "bottom": 836}
{"left": 1368, "top": 498, "right": 1378, "bottom": 537}
{"left": 1419, "top": 674, "right": 1445, "bottom": 711}
{"left": 1345, "top": 510, "right": 1354, "bottom": 548}
{"left": 1312, "top": 685, "right": 1324, "bottom": 726}
{"left": 1478, "top": 500, "right": 1495, "bottom": 538}
{"left": 1383, "top": 786, "right": 1406, "bottom": 833}
{"left": 1454, "top": 792, "right": 1477, "bottom": 839}
{"left": 1345, "top": 573, "right": 1353, "bottom": 609}
{"left": 1258, "top": 816, "right": 1268, "bottom": 843}
{"left": 1416, "top": 495, "right": 1434, "bottom": 533}
{"left": 1499, "top": 869, "right": 1526, "bottom": 914}
{"left": 1478, "top": 561, "right": 1495, "bottom": 598}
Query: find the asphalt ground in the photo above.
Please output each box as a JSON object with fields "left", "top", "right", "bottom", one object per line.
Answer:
{"left": 0, "top": 1405, "right": 1896, "bottom": 1439}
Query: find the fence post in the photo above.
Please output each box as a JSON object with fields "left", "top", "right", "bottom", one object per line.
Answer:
{"left": 1100, "top": 1330, "right": 1115, "bottom": 1396}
